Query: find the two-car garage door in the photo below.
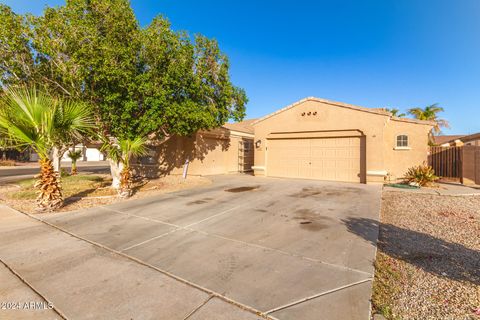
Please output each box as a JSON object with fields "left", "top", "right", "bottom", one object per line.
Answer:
{"left": 266, "top": 137, "right": 361, "bottom": 182}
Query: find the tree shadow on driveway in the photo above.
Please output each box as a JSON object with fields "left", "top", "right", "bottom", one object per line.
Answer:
{"left": 342, "top": 217, "right": 480, "bottom": 285}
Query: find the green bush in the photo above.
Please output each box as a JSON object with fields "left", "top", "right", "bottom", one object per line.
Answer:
{"left": 403, "top": 163, "right": 438, "bottom": 187}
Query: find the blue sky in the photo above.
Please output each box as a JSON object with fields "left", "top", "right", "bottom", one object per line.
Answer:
{"left": 2, "top": 0, "right": 480, "bottom": 134}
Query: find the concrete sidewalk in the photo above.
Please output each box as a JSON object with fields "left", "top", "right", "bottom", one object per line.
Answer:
{"left": 0, "top": 205, "right": 263, "bottom": 320}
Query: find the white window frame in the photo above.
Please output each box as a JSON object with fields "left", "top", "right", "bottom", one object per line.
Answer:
{"left": 395, "top": 134, "right": 411, "bottom": 150}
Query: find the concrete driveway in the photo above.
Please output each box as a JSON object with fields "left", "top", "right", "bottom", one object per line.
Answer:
{"left": 0, "top": 175, "right": 381, "bottom": 320}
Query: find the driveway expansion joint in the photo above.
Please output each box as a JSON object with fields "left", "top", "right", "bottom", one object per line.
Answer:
{"left": 265, "top": 278, "right": 373, "bottom": 315}
{"left": 0, "top": 257, "right": 68, "bottom": 320}
{"left": 182, "top": 295, "right": 214, "bottom": 320}
{"left": 11, "top": 207, "right": 275, "bottom": 320}
{"left": 101, "top": 202, "right": 373, "bottom": 278}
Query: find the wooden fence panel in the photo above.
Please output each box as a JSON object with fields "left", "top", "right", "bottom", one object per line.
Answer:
{"left": 428, "top": 146, "right": 462, "bottom": 178}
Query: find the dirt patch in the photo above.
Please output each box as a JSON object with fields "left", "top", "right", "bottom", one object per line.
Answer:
{"left": 0, "top": 174, "right": 211, "bottom": 214}
{"left": 224, "top": 186, "right": 259, "bottom": 193}
{"left": 370, "top": 191, "right": 480, "bottom": 320}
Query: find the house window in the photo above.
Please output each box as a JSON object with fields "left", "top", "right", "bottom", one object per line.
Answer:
{"left": 396, "top": 135, "right": 409, "bottom": 148}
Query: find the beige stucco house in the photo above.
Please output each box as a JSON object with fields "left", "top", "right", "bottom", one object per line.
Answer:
{"left": 251, "top": 97, "right": 434, "bottom": 183}
{"left": 134, "top": 121, "right": 254, "bottom": 177}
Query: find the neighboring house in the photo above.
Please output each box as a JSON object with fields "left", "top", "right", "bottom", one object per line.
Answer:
{"left": 62, "top": 143, "right": 106, "bottom": 162}
{"left": 29, "top": 144, "right": 106, "bottom": 162}
{"left": 433, "top": 135, "right": 465, "bottom": 147}
{"left": 434, "top": 133, "right": 480, "bottom": 147}
{"left": 251, "top": 97, "right": 434, "bottom": 183}
{"left": 134, "top": 121, "right": 255, "bottom": 178}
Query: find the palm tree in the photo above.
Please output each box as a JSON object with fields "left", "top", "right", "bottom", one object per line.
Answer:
{"left": 385, "top": 108, "right": 406, "bottom": 118}
{"left": 67, "top": 149, "right": 83, "bottom": 175}
{"left": 407, "top": 103, "right": 449, "bottom": 135}
{"left": 0, "top": 87, "right": 94, "bottom": 211}
{"left": 102, "top": 136, "right": 148, "bottom": 198}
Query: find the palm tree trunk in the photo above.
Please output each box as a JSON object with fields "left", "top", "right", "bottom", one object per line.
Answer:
{"left": 52, "top": 147, "right": 63, "bottom": 173}
{"left": 119, "top": 165, "right": 133, "bottom": 198}
{"left": 71, "top": 160, "right": 77, "bottom": 175}
{"left": 34, "top": 158, "right": 63, "bottom": 211}
{"left": 109, "top": 159, "right": 124, "bottom": 189}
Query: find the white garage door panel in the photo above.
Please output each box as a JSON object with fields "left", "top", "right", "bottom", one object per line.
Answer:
{"left": 267, "top": 137, "right": 361, "bottom": 182}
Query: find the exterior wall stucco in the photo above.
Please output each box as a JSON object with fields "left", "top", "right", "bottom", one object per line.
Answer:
{"left": 383, "top": 119, "right": 432, "bottom": 180}
{"left": 253, "top": 99, "right": 433, "bottom": 183}
{"left": 133, "top": 128, "right": 254, "bottom": 178}
{"left": 253, "top": 100, "right": 387, "bottom": 182}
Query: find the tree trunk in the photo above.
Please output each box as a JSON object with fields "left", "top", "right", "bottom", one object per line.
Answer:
{"left": 52, "top": 147, "right": 65, "bottom": 173}
{"left": 109, "top": 159, "right": 124, "bottom": 189}
{"left": 35, "top": 158, "right": 63, "bottom": 211}
{"left": 71, "top": 160, "right": 78, "bottom": 175}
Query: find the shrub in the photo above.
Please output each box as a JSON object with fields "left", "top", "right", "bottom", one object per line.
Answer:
{"left": 403, "top": 163, "right": 438, "bottom": 187}
{"left": 0, "top": 159, "right": 15, "bottom": 166}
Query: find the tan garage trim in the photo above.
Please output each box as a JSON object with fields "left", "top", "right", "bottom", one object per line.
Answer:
{"left": 266, "top": 136, "right": 363, "bottom": 183}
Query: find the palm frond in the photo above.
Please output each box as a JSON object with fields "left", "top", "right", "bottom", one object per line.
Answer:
{"left": 0, "top": 86, "right": 95, "bottom": 159}
{"left": 67, "top": 149, "right": 83, "bottom": 161}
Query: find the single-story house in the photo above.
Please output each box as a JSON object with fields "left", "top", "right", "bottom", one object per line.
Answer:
{"left": 29, "top": 143, "right": 106, "bottom": 162}
{"left": 434, "top": 133, "right": 480, "bottom": 147}
{"left": 61, "top": 143, "right": 106, "bottom": 162}
{"left": 433, "top": 135, "right": 465, "bottom": 147}
{"left": 134, "top": 120, "right": 255, "bottom": 177}
{"left": 251, "top": 97, "right": 434, "bottom": 183}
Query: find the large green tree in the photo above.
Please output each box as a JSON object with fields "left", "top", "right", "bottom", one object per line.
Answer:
{"left": 0, "top": 5, "right": 34, "bottom": 87}
{"left": 0, "top": 1, "right": 247, "bottom": 187}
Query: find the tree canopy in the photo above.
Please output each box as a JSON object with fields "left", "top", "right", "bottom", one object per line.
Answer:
{"left": 0, "top": 0, "right": 247, "bottom": 141}
{"left": 408, "top": 103, "right": 449, "bottom": 135}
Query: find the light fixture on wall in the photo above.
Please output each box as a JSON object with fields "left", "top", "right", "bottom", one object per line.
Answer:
{"left": 255, "top": 140, "right": 262, "bottom": 148}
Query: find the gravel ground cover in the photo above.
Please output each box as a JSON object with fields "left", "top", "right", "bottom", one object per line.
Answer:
{"left": 0, "top": 174, "right": 211, "bottom": 214}
{"left": 372, "top": 191, "right": 480, "bottom": 320}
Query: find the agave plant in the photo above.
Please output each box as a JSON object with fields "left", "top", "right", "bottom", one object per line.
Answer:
{"left": 102, "top": 136, "right": 148, "bottom": 198}
{"left": 67, "top": 149, "right": 83, "bottom": 175}
{"left": 0, "top": 87, "right": 94, "bottom": 211}
{"left": 403, "top": 163, "right": 438, "bottom": 187}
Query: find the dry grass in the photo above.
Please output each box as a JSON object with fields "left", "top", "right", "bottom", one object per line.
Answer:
{"left": 372, "top": 191, "right": 480, "bottom": 320}
{"left": 0, "top": 173, "right": 211, "bottom": 213}
{"left": 0, "top": 159, "right": 16, "bottom": 166}
{"left": 4, "top": 174, "right": 116, "bottom": 200}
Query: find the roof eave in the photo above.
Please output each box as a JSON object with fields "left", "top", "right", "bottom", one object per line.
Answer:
{"left": 252, "top": 97, "right": 393, "bottom": 125}
{"left": 391, "top": 116, "right": 436, "bottom": 126}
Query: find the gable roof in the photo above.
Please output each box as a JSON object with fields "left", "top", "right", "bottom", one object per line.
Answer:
{"left": 433, "top": 135, "right": 465, "bottom": 145}
{"left": 252, "top": 97, "right": 435, "bottom": 126}
{"left": 460, "top": 132, "right": 480, "bottom": 143}
{"left": 223, "top": 118, "right": 256, "bottom": 134}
